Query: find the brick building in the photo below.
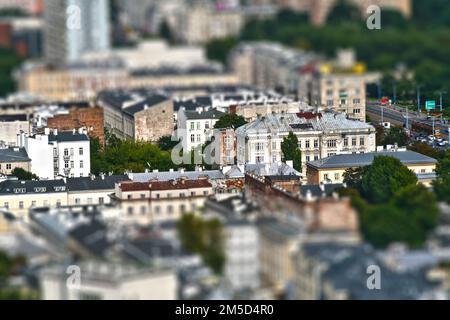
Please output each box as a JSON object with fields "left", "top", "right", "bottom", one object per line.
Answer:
{"left": 46, "top": 106, "right": 105, "bottom": 144}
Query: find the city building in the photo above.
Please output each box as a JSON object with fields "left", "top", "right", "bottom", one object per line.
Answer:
{"left": 204, "top": 194, "right": 260, "bottom": 291}
{"left": 66, "top": 174, "right": 129, "bottom": 206}
{"left": 177, "top": 108, "right": 226, "bottom": 152}
{"left": 45, "top": 106, "right": 105, "bottom": 144}
{"left": 0, "top": 114, "right": 30, "bottom": 146}
{"left": 113, "top": 177, "right": 214, "bottom": 225}
{"left": 0, "top": 179, "right": 67, "bottom": 219}
{"left": 306, "top": 150, "right": 438, "bottom": 185}
{"left": 44, "top": 0, "right": 111, "bottom": 66}
{"left": 0, "top": 146, "right": 31, "bottom": 175}
{"left": 40, "top": 261, "right": 178, "bottom": 300}
{"left": 0, "top": 17, "right": 43, "bottom": 58}
{"left": 97, "top": 90, "right": 173, "bottom": 142}
{"left": 236, "top": 111, "right": 377, "bottom": 174}
{"left": 230, "top": 42, "right": 320, "bottom": 97}
{"left": 293, "top": 242, "right": 440, "bottom": 300}
{"left": 17, "top": 129, "right": 91, "bottom": 179}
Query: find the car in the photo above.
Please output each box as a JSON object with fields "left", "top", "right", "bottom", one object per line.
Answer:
{"left": 428, "top": 135, "right": 437, "bottom": 141}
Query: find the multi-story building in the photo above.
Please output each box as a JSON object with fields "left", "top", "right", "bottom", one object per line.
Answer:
{"left": 0, "top": 114, "right": 30, "bottom": 146}
{"left": 114, "top": 177, "right": 214, "bottom": 225}
{"left": 46, "top": 106, "right": 105, "bottom": 145}
{"left": 97, "top": 90, "right": 174, "bottom": 142}
{"left": 0, "top": 147, "right": 31, "bottom": 175}
{"left": 204, "top": 194, "right": 260, "bottom": 291}
{"left": 0, "top": 17, "right": 43, "bottom": 58}
{"left": 176, "top": 0, "right": 243, "bottom": 45}
{"left": 0, "top": 179, "right": 68, "bottom": 219}
{"left": 306, "top": 150, "right": 438, "bottom": 185}
{"left": 230, "top": 42, "right": 320, "bottom": 97}
{"left": 17, "top": 63, "right": 239, "bottom": 102}
{"left": 17, "top": 129, "right": 91, "bottom": 179}
{"left": 177, "top": 108, "right": 226, "bottom": 152}
{"left": 44, "top": 0, "right": 111, "bottom": 66}
{"left": 236, "top": 111, "right": 376, "bottom": 174}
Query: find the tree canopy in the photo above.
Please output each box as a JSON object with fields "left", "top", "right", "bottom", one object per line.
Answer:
{"left": 281, "top": 132, "right": 302, "bottom": 172}
{"left": 214, "top": 114, "right": 247, "bottom": 130}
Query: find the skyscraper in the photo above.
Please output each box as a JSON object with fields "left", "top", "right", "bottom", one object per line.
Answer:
{"left": 44, "top": 0, "right": 111, "bottom": 66}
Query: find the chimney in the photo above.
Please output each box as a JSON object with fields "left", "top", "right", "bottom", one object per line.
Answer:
{"left": 44, "top": 128, "right": 50, "bottom": 136}
{"left": 53, "top": 129, "right": 58, "bottom": 136}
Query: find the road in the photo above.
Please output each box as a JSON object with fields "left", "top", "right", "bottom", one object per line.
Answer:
{"left": 367, "top": 103, "right": 450, "bottom": 140}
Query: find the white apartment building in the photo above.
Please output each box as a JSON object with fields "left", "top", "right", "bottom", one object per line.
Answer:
{"left": 18, "top": 129, "right": 91, "bottom": 179}
{"left": 177, "top": 108, "right": 226, "bottom": 152}
{"left": 44, "top": 0, "right": 111, "bottom": 66}
{"left": 236, "top": 111, "right": 376, "bottom": 174}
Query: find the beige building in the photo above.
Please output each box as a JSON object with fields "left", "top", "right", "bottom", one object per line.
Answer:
{"left": 0, "top": 179, "right": 68, "bottom": 220}
{"left": 0, "top": 115, "right": 30, "bottom": 146}
{"left": 114, "top": 177, "right": 214, "bottom": 225}
{"left": 17, "top": 64, "right": 239, "bottom": 102}
{"left": 0, "top": 147, "right": 31, "bottom": 175}
{"left": 259, "top": 220, "right": 301, "bottom": 293}
{"left": 306, "top": 150, "right": 438, "bottom": 185}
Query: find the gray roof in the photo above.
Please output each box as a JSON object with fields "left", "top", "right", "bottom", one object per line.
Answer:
{"left": 123, "top": 94, "right": 170, "bottom": 117}
{"left": 236, "top": 111, "right": 374, "bottom": 135}
{"left": 0, "top": 147, "right": 30, "bottom": 163}
{"left": 245, "top": 163, "right": 300, "bottom": 177}
{"left": 131, "top": 170, "right": 225, "bottom": 183}
{"left": 48, "top": 132, "right": 89, "bottom": 143}
{"left": 0, "top": 179, "right": 66, "bottom": 195}
{"left": 302, "top": 243, "right": 439, "bottom": 300}
{"left": 184, "top": 109, "right": 225, "bottom": 120}
{"left": 308, "top": 151, "right": 438, "bottom": 170}
{"left": 66, "top": 175, "right": 129, "bottom": 192}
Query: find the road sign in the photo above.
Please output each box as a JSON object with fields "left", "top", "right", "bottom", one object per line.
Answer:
{"left": 426, "top": 100, "right": 436, "bottom": 110}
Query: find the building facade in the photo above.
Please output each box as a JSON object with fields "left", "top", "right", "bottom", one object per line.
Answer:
{"left": 236, "top": 111, "right": 376, "bottom": 174}
{"left": 0, "top": 147, "right": 31, "bottom": 175}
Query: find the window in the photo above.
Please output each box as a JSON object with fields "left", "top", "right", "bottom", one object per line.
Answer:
{"left": 64, "top": 161, "right": 69, "bottom": 169}
{"left": 56, "top": 200, "right": 61, "bottom": 207}
{"left": 326, "top": 100, "right": 334, "bottom": 106}
{"left": 205, "top": 122, "right": 210, "bottom": 129}
{"left": 127, "top": 194, "right": 132, "bottom": 200}
{"left": 128, "top": 207, "right": 133, "bottom": 216}
{"left": 180, "top": 205, "right": 186, "bottom": 213}
{"left": 326, "top": 89, "right": 333, "bottom": 96}
{"left": 80, "top": 160, "right": 84, "bottom": 169}
{"left": 352, "top": 138, "right": 357, "bottom": 146}
{"left": 99, "top": 197, "right": 104, "bottom": 205}
{"left": 53, "top": 148, "right": 58, "bottom": 157}
{"left": 324, "top": 174, "right": 329, "bottom": 181}
{"left": 70, "top": 161, "right": 74, "bottom": 169}
{"left": 314, "top": 155, "right": 319, "bottom": 161}
{"left": 203, "top": 191, "right": 209, "bottom": 196}
{"left": 314, "top": 140, "right": 319, "bottom": 148}
{"left": 140, "top": 194, "right": 146, "bottom": 199}
{"left": 306, "top": 140, "right": 310, "bottom": 149}
{"left": 196, "top": 122, "right": 201, "bottom": 130}
{"left": 191, "top": 134, "right": 195, "bottom": 143}
{"left": 190, "top": 122, "right": 195, "bottom": 130}
{"left": 197, "top": 134, "right": 201, "bottom": 142}
{"left": 4, "top": 202, "right": 8, "bottom": 209}
{"left": 272, "top": 142, "right": 277, "bottom": 150}
{"left": 335, "top": 173, "right": 340, "bottom": 181}
{"left": 79, "top": 148, "right": 83, "bottom": 156}
{"left": 354, "top": 108, "right": 361, "bottom": 114}
{"left": 256, "top": 156, "right": 264, "bottom": 163}
{"left": 64, "top": 149, "right": 69, "bottom": 156}
{"left": 155, "top": 206, "right": 161, "bottom": 215}
{"left": 6, "top": 164, "right": 11, "bottom": 170}
{"left": 70, "top": 148, "right": 74, "bottom": 156}
{"left": 256, "top": 143, "right": 264, "bottom": 152}
{"left": 353, "top": 99, "right": 361, "bottom": 105}
{"left": 31, "top": 201, "right": 36, "bottom": 207}
{"left": 167, "top": 205, "right": 174, "bottom": 215}
{"left": 327, "top": 140, "right": 337, "bottom": 148}
{"left": 19, "top": 201, "right": 24, "bottom": 209}
{"left": 191, "top": 191, "right": 196, "bottom": 197}
{"left": 340, "top": 99, "right": 347, "bottom": 105}
{"left": 360, "top": 137, "right": 365, "bottom": 146}
{"left": 141, "top": 206, "right": 147, "bottom": 215}
{"left": 75, "top": 198, "right": 81, "bottom": 205}
{"left": 306, "top": 155, "right": 311, "bottom": 162}
{"left": 344, "top": 138, "right": 349, "bottom": 147}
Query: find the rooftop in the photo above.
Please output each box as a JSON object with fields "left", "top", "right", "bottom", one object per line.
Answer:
{"left": 0, "top": 179, "right": 66, "bottom": 195}
{"left": 184, "top": 109, "right": 226, "bottom": 120}
{"left": 0, "top": 147, "right": 30, "bottom": 163}
{"left": 48, "top": 132, "right": 89, "bottom": 143}
{"left": 308, "top": 151, "right": 437, "bottom": 170}
{"left": 66, "top": 175, "right": 129, "bottom": 192}
{"left": 119, "top": 179, "right": 212, "bottom": 192}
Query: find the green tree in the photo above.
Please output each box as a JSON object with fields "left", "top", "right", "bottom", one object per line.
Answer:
{"left": 433, "top": 150, "right": 450, "bottom": 204}
{"left": 177, "top": 214, "right": 225, "bottom": 275}
{"left": 361, "top": 156, "right": 418, "bottom": 204}
{"left": 281, "top": 132, "right": 302, "bottom": 172}
{"left": 214, "top": 114, "right": 247, "bottom": 129}
{"left": 206, "top": 37, "right": 237, "bottom": 66}
{"left": 382, "top": 126, "right": 410, "bottom": 147}
{"left": 157, "top": 136, "right": 179, "bottom": 151}
{"left": 11, "top": 168, "right": 38, "bottom": 181}
{"left": 0, "top": 48, "right": 22, "bottom": 97}
{"left": 343, "top": 166, "right": 367, "bottom": 191}
{"left": 327, "top": 0, "right": 362, "bottom": 24}
{"left": 159, "top": 20, "right": 175, "bottom": 44}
